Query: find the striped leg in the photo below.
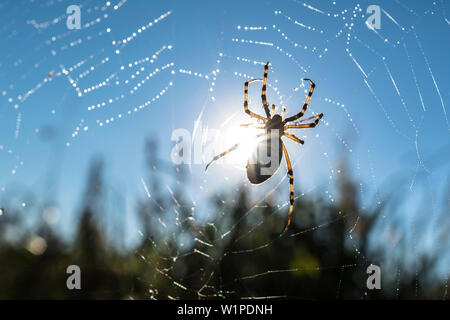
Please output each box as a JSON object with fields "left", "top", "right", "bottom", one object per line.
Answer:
{"left": 283, "top": 132, "right": 304, "bottom": 145}
{"left": 261, "top": 62, "right": 271, "bottom": 118}
{"left": 281, "top": 141, "right": 295, "bottom": 235}
{"left": 205, "top": 133, "right": 266, "bottom": 171}
{"left": 284, "top": 113, "right": 323, "bottom": 130}
{"left": 284, "top": 78, "right": 316, "bottom": 123}
{"left": 244, "top": 79, "right": 268, "bottom": 122}
{"left": 240, "top": 123, "right": 265, "bottom": 129}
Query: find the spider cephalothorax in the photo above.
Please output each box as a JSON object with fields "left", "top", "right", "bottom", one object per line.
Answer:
{"left": 206, "top": 62, "right": 323, "bottom": 235}
{"left": 265, "top": 114, "right": 284, "bottom": 133}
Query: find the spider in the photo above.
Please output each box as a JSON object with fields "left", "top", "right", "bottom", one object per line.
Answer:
{"left": 205, "top": 62, "right": 323, "bottom": 235}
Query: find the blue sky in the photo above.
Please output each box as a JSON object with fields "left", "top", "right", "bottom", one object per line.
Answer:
{"left": 0, "top": 0, "right": 449, "bottom": 272}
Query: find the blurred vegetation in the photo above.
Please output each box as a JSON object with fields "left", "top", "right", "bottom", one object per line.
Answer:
{"left": 0, "top": 139, "right": 447, "bottom": 299}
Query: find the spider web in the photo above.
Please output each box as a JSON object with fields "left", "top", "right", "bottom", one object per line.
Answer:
{"left": 0, "top": 0, "right": 448, "bottom": 299}
{"left": 136, "top": 0, "right": 449, "bottom": 299}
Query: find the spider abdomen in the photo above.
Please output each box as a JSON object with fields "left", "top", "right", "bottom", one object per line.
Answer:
{"left": 246, "top": 136, "right": 283, "bottom": 184}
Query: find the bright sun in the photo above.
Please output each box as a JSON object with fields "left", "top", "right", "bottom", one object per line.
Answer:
{"left": 217, "top": 125, "right": 262, "bottom": 169}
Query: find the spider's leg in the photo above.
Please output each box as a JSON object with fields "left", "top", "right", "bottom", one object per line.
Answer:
{"left": 205, "top": 133, "right": 267, "bottom": 171}
{"left": 284, "top": 78, "right": 316, "bottom": 123}
{"left": 281, "top": 140, "right": 295, "bottom": 235}
{"left": 244, "top": 79, "right": 268, "bottom": 122}
{"left": 240, "top": 123, "right": 265, "bottom": 129}
{"left": 261, "top": 62, "right": 271, "bottom": 118}
{"left": 270, "top": 104, "right": 276, "bottom": 117}
{"left": 283, "top": 132, "right": 304, "bottom": 145}
{"left": 296, "top": 114, "right": 322, "bottom": 123}
{"left": 205, "top": 143, "right": 240, "bottom": 171}
{"left": 284, "top": 113, "right": 323, "bottom": 130}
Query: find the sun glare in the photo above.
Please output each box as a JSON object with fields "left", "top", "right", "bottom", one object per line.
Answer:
{"left": 218, "top": 125, "right": 262, "bottom": 168}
